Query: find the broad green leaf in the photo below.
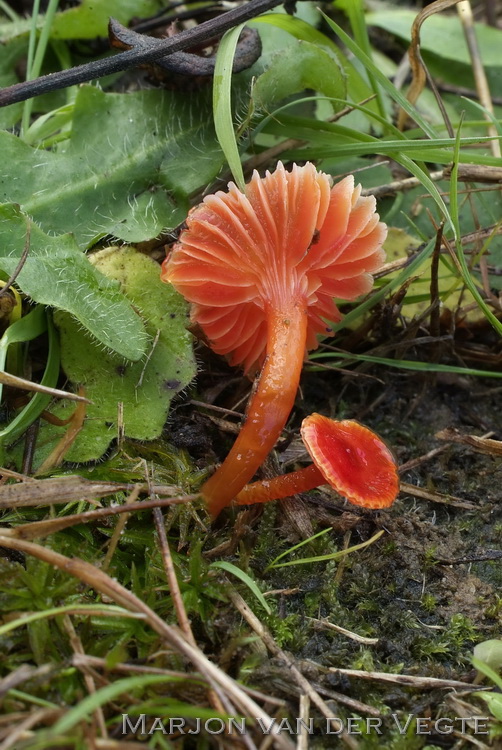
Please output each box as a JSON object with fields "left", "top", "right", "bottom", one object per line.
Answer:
{"left": 35, "top": 247, "right": 195, "bottom": 463}
{"left": 252, "top": 14, "right": 375, "bottom": 115}
{"left": 0, "top": 204, "right": 147, "bottom": 360}
{"left": 476, "top": 692, "right": 502, "bottom": 721}
{"left": 366, "top": 10, "right": 502, "bottom": 67}
{"left": 0, "top": 86, "right": 223, "bottom": 246}
{"left": 252, "top": 40, "right": 345, "bottom": 113}
{"left": 50, "top": 0, "right": 163, "bottom": 39}
{"left": 474, "top": 640, "right": 502, "bottom": 672}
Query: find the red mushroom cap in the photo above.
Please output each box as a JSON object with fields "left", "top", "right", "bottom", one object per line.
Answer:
{"left": 300, "top": 414, "right": 399, "bottom": 509}
{"left": 162, "top": 162, "right": 387, "bottom": 374}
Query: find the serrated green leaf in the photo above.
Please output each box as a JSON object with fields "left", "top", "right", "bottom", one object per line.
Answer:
{"left": 0, "top": 86, "right": 223, "bottom": 246}
{"left": 34, "top": 247, "right": 195, "bottom": 463}
{"left": 252, "top": 40, "right": 345, "bottom": 113}
{"left": 50, "top": 0, "right": 163, "bottom": 39}
{"left": 0, "top": 204, "right": 147, "bottom": 360}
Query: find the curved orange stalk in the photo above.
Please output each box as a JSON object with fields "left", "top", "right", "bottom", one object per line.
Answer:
{"left": 235, "top": 463, "right": 322, "bottom": 506}
{"left": 201, "top": 302, "right": 307, "bottom": 516}
{"left": 235, "top": 415, "right": 400, "bottom": 510}
{"left": 162, "top": 163, "right": 387, "bottom": 516}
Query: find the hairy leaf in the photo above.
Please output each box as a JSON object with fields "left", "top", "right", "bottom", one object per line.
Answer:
{"left": 252, "top": 40, "right": 346, "bottom": 112}
{"left": 0, "top": 205, "right": 147, "bottom": 360}
{"left": 36, "top": 247, "right": 195, "bottom": 463}
{"left": 0, "top": 87, "right": 223, "bottom": 246}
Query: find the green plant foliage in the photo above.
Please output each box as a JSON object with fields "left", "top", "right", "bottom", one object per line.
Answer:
{"left": 50, "top": 0, "right": 163, "bottom": 39}
{"left": 253, "top": 13, "right": 376, "bottom": 115}
{"left": 0, "top": 15, "right": 42, "bottom": 43}
{"left": 33, "top": 247, "right": 196, "bottom": 463}
{"left": 252, "top": 39, "right": 346, "bottom": 112}
{"left": 0, "top": 205, "right": 147, "bottom": 360}
{"left": 213, "top": 24, "right": 246, "bottom": 191}
{"left": 366, "top": 10, "right": 502, "bottom": 67}
{"left": 210, "top": 560, "right": 271, "bottom": 614}
{"left": 0, "top": 86, "right": 224, "bottom": 246}
{"left": 0, "top": 38, "right": 26, "bottom": 128}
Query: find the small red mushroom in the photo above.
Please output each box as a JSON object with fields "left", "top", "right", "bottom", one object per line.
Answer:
{"left": 161, "top": 163, "right": 387, "bottom": 516}
{"left": 235, "top": 414, "right": 399, "bottom": 510}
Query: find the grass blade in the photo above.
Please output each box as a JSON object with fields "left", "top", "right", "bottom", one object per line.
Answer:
{"left": 213, "top": 23, "right": 245, "bottom": 191}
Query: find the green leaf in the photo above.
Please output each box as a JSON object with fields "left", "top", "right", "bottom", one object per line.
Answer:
{"left": 0, "top": 86, "right": 223, "bottom": 246}
{"left": 213, "top": 24, "right": 246, "bottom": 191}
{"left": 35, "top": 247, "right": 195, "bottom": 463}
{"left": 50, "top": 0, "right": 163, "bottom": 39}
{"left": 366, "top": 10, "right": 502, "bottom": 67}
{"left": 267, "top": 530, "right": 385, "bottom": 570}
{"left": 252, "top": 40, "right": 346, "bottom": 112}
{"left": 0, "top": 205, "right": 147, "bottom": 360}
{"left": 253, "top": 13, "right": 376, "bottom": 115}
{"left": 472, "top": 657, "right": 502, "bottom": 692}
{"left": 474, "top": 640, "right": 502, "bottom": 672}
{"left": 476, "top": 693, "right": 502, "bottom": 721}
{"left": 210, "top": 560, "right": 271, "bottom": 615}
{"left": 0, "top": 37, "right": 26, "bottom": 128}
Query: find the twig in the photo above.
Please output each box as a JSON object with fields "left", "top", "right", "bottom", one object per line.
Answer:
{"left": 0, "top": 535, "right": 295, "bottom": 750}
{"left": 0, "top": 0, "right": 286, "bottom": 107}
{"left": 0, "top": 493, "right": 199, "bottom": 540}
{"left": 457, "top": 0, "right": 501, "bottom": 158}
{"left": 152, "top": 503, "right": 197, "bottom": 646}
{"left": 228, "top": 588, "right": 360, "bottom": 750}
{"left": 0, "top": 371, "right": 91, "bottom": 402}
{"left": 306, "top": 617, "right": 378, "bottom": 645}
{"left": 34, "top": 387, "right": 87, "bottom": 475}
{"left": 297, "top": 695, "right": 310, "bottom": 750}
{"left": 399, "top": 481, "right": 479, "bottom": 510}
{"left": 398, "top": 0, "right": 462, "bottom": 130}
{"left": 102, "top": 485, "right": 142, "bottom": 572}
{"left": 329, "top": 668, "right": 487, "bottom": 691}
{"left": 109, "top": 18, "right": 262, "bottom": 76}
{"left": 62, "top": 615, "right": 108, "bottom": 740}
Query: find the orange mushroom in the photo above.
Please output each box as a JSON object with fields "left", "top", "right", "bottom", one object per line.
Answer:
{"left": 161, "top": 163, "right": 387, "bottom": 516}
{"left": 235, "top": 413, "right": 399, "bottom": 510}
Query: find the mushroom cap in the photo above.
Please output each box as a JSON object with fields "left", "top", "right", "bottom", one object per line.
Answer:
{"left": 300, "top": 413, "right": 399, "bottom": 509}
{"left": 162, "top": 162, "right": 387, "bottom": 374}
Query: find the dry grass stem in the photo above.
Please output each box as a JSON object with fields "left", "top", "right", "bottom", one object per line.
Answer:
{"left": 436, "top": 427, "right": 502, "bottom": 456}
{"left": 400, "top": 481, "right": 480, "bottom": 509}
{"left": 0, "top": 371, "right": 91, "bottom": 402}
{"left": 0, "top": 535, "right": 295, "bottom": 750}
{"left": 102, "top": 485, "right": 142, "bottom": 571}
{"left": 307, "top": 617, "right": 379, "bottom": 645}
{"left": 228, "top": 588, "right": 360, "bottom": 750}
{"left": 329, "top": 668, "right": 487, "bottom": 691}
{"left": 62, "top": 614, "right": 108, "bottom": 739}
{"left": 457, "top": 0, "right": 501, "bottom": 158}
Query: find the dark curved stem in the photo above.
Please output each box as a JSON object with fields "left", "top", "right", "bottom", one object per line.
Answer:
{"left": 0, "top": 0, "right": 285, "bottom": 107}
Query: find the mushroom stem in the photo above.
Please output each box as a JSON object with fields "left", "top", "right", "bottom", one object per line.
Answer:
{"left": 201, "top": 300, "right": 308, "bottom": 517}
{"left": 235, "top": 463, "right": 323, "bottom": 505}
